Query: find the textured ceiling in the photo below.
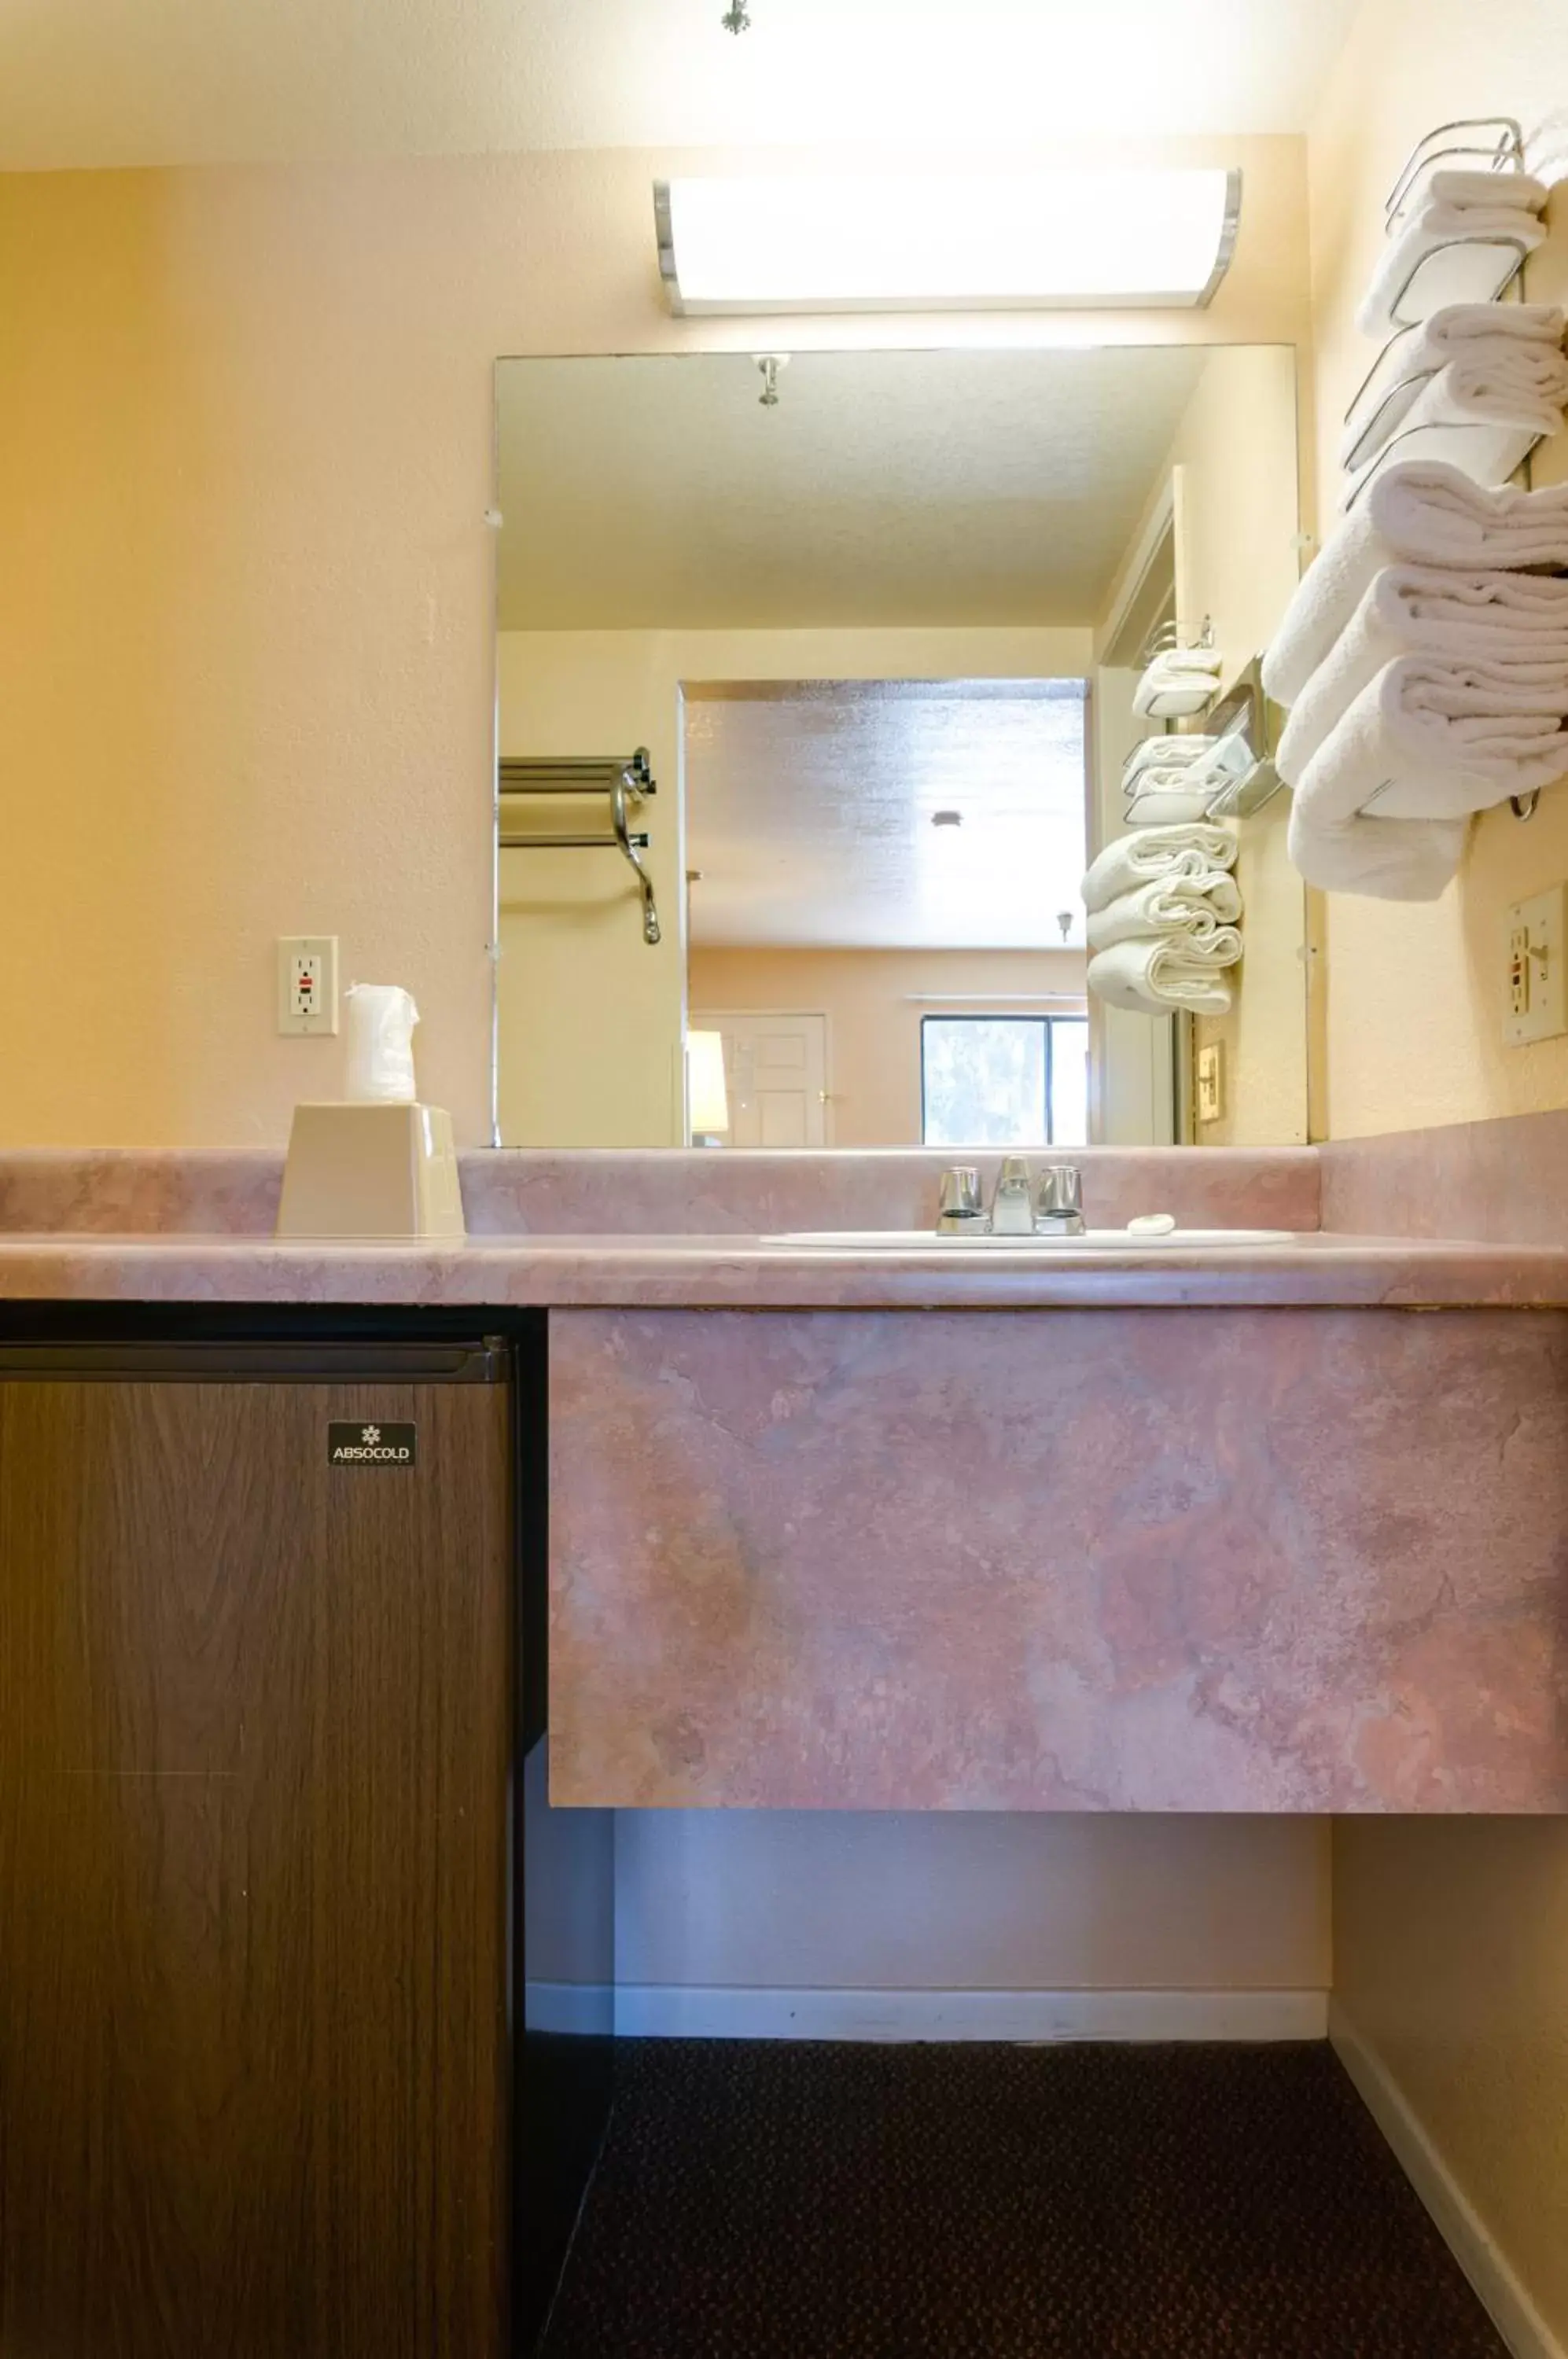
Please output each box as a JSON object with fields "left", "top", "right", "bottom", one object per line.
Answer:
{"left": 496, "top": 347, "right": 1209, "bottom": 629}
{"left": 685, "top": 681, "right": 1089, "bottom": 951}
{"left": 0, "top": 1, "right": 1360, "bottom": 169}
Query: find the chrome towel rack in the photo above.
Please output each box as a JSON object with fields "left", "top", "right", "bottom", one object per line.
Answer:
{"left": 498, "top": 750, "right": 662, "bottom": 945}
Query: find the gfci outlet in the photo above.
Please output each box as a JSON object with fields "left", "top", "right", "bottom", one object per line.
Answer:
{"left": 278, "top": 936, "right": 339, "bottom": 1036}
{"left": 1504, "top": 887, "right": 1568, "bottom": 1048}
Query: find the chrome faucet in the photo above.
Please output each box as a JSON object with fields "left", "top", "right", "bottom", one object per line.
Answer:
{"left": 989, "top": 1156, "right": 1036, "bottom": 1235}
{"left": 1036, "top": 1163, "right": 1086, "bottom": 1235}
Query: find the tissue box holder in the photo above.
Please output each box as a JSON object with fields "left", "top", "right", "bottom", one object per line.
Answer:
{"left": 275, "top": 1103, "right": 466, "bottom": 1241}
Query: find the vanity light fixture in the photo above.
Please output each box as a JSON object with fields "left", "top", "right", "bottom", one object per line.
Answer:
{"left": 654, "top": 171, "right": 1242, "bottom": 316}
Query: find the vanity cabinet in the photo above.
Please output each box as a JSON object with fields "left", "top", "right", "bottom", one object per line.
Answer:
{"left": 0, "top": 1340, "right": 513, "bottom": 2357}
{"left": 550, "top": 1305, "right": 1568, "bottom": 1814}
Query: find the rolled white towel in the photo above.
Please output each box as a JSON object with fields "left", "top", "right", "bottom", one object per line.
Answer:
{"left": 1262, "top": 462, "right": 1568, "bottom": 708}
{"left": 1287, "top": 656, "right": 1568, "bottom": 900}
{"left": 1088, "top": 935, "right": 1241, "bottom": 1017}
{"left": 1087, "top": 874, "right": 1243, "bottom": 952}
{"left": 1121, "top": 734, "right": 1216, "bottom": 786}
{"left": 1342, "top": 304, "right": 1568, "bottom": 472}
{"left": 1081, "top": 823, "right": 1237, "bottom": 914}
{"left": 1132, "top": 648, "right": 1223, "bottom": 720}
{"left": 1277, "top": 565, "right": 1568, "bottom": 784}
{"left": 1356, "top": 171, "right": 1549, "bottom": 339}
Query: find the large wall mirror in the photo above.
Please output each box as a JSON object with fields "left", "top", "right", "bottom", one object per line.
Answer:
{"left": 494, "top": 345, "right": 1307, "bottom": 1151}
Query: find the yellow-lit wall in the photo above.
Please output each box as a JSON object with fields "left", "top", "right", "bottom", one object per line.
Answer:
{"left": 1304, "top": 8, "right": 1568, "bottom": 2348}
{"left": 688, "top": 945, "right": 1088, "bottom": 1148}
{"left": 498, "top": 624, "right": 1091, "bottom": 1143}
{"left": 1332, "top": 1821, "right": 1568, "bottom": 2352}
{"left": 1309, "top": 0, "right": 1568, "bottom": 1140}
{"left": 0, "top": 138, "right": 1309, "bottom": 1147}
{"left": 1096, "top": 345, "right": 1309, "bottom": 1148}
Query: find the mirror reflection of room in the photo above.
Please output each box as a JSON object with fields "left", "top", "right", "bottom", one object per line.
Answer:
{"left": 495, "top": 344, "right": 1308, "bottom": 1152}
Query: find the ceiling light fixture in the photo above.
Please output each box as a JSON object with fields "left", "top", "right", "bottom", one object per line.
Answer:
{"left": 654, "top": 171, "right": 1242, "bottom": 316}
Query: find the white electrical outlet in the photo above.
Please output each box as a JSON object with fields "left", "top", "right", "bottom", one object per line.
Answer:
{"left": 1504, "top": 888, "right": 1567, "bottom": 1048}
{"left": 278, "top": 936, "right": 339, "bottom": 1036}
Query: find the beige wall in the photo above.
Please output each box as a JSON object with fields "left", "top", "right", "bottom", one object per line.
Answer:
{"left": 1308, "top": 0, "right": 1568, "bottom": 1140}
{"left": 619, "top": 1812, "right": 1331, "bottom": 1997}
{"left": 1096, "top": 345, "right": 1309, "bottom": 1148}
{"left": 1169, "top": 348, "right": 1309, "bottom": 1148}
{"left": 689, "top": 945, "right": 1087, "bottom": 1147}
{"left": 1333, "top": 1820, "right": 1568, "bottom": 2350}
{"left": 499, "top": 625, "right": 1091, "bottom": 1143}
{"left": 0, "top": 136, "right": 1309, "bottom": 1149}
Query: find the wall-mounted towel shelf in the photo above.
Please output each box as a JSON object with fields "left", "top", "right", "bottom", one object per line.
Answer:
{"left": 1197, "top": 662, "right": 1287, "bottom": 820}
{"left": 1342, "top": 414, "right": 1544, "bottom": 508}
{"left": 499, "top": 750, "right": 662, "bottom": 944}
{"left": 1383, "top": 117, "right": 1525, "bottom": 223}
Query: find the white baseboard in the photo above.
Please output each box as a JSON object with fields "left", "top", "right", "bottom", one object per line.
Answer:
{"left": 1331, "top": 2000, "right": 1564, "bottom": 2359}
{"left": 594, "top": 1985, "right": 1327, "bottom": 2044}
{"left": 525, "top": 1982, "right": 616, "bottom": 2037}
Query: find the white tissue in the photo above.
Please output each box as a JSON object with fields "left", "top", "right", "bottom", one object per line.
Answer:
{"left": 344, "top": 984, "right": 420, "bottom": 1103}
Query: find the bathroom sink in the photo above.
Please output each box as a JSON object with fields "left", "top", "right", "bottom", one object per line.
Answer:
{"left": 761, "top": 1227, "right": 1297, "bottom": 1251}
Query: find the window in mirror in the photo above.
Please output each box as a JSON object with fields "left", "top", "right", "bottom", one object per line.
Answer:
{"left": 921, "top": 1015, "right": 1089, "bottom": 1150}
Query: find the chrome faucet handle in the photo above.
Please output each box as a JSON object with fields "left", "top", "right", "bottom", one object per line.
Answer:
{"left": 989, "top": 1155, "right": 1036, "bottom": 1235}
{"left": 936, "top": 1166, "right": 986, "bottom": 1235}
{"left": 1036, "top": 1163, "right": 1086, "bottom": 1235}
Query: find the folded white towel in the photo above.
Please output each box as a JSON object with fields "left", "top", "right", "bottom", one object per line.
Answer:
{"left": 1288, "top": 656, "right": 1568, "bottom": 900}
{"left": 1121, "top": 734, "right": 1215, "bottom": 786}
{"left": 1087, "top": 874, "right": 1244, "bottom": 952}
{"left": 1132, "top": 648, "right": 1223, "bottom": 721}
{"left": 1277, "top": 565, "right": 1568, "bottom": 783}
{"left": 1357, "top": 172, "right": 1549, "bottom": 338}
{"left": 1342, "top": 304, "right": 1568, "bottom": 471}
{"left": 1081, "top": 823, "right": 1237, "bottom": 914}
{"left": 1262, "top": 462, "right": 1568, "bottom": 708}
{"left": 1346, "top": 355, "right": 1568, "bottom": 501}
{"left": 1122, "top": 784, "right": 1216, "bottom": 825}
{"left": 1088, "top": 936, "right": 1240, "bottom": 1017}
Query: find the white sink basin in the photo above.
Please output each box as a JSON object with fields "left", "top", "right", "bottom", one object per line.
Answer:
{"left": 763, "top": 1227, "right": 1296, "bottom": 1251}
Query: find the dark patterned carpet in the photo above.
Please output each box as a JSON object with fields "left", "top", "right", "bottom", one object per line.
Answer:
{"left": 539, "top": 2040, "right": 1506, "bottom": 2358}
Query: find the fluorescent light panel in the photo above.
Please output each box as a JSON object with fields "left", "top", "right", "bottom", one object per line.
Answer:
{"left": 656, "top": 171, "right": 1242, "bottom": 315}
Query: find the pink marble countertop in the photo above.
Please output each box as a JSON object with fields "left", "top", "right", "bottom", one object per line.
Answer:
{"left": 2, "top": 1231, "right": 1567, "bottom": 1308}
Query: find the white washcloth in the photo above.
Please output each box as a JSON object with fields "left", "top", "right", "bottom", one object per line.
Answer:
{"left": 1088, "top": 936, "right": 1240, "bottom": 1016}
{"left": 1121, "top": 734, "right": 1215, "bottom": 786}
{"left": 1087, "top": 875, "right": 1243, "bottom": 952}
{"left": 1357, "top": 172, "right": 1549, "bottom": 338}
{"left": 1342, "top": 304, "right": 1568, "bottom": 471}
{"left": 1081, "top": 823, "right": 1237, "bottom": 914}
{"left": 1277, "top": 565, "right": 1568, "bottom": 783}
{"left": 1262, "top": 462, "right": 1568, "bottom": 709}
{"left": 1132, "top": 648, "right": 1223, "bottom": 720}
{"left": 1123, "top": 784, "right": 1216, "bottom": 825}
{"left": 1288, "top": 656, "right": 1568, "bottom": 900}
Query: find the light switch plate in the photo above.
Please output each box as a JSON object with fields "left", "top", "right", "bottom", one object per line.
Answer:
{"left": 1504, "top": 888, "right": 1567, "bottom": 1047}
{"left": 1196, "top": 1041, "right": 1224, "bottom": 1124}
{"left": 278, "top": 936, "right": 339, "bottom": 1036}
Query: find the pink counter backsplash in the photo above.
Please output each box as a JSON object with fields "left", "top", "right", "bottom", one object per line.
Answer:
{"left": 0, "top": 1114, "right": 1563, "bottom": 1248}
{"left": 0, "top": 1146, "right": 1321, "bottom": 1238}
{"left": 1320, "top": 1110, "right": 1568, "bottom": 1249}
